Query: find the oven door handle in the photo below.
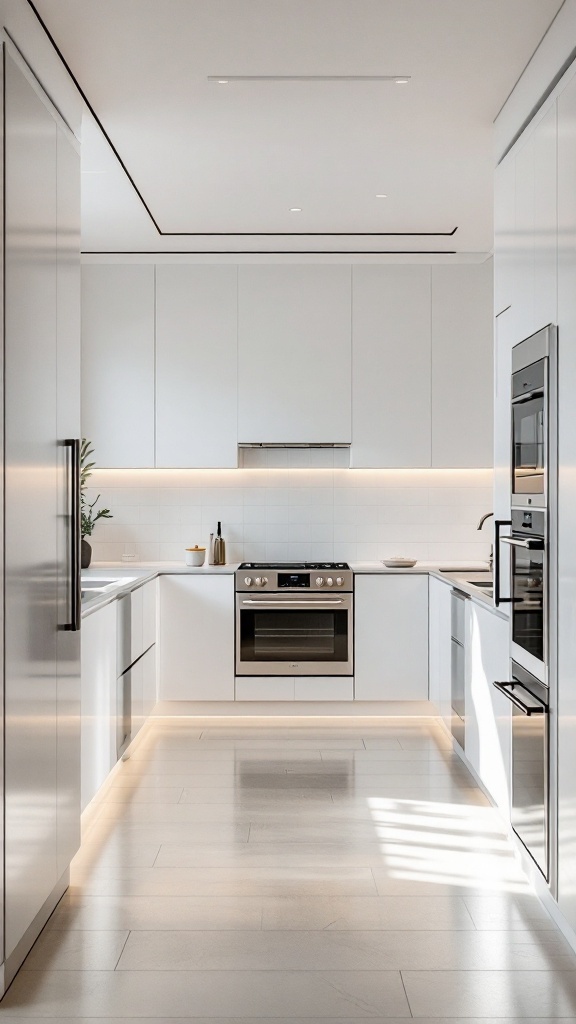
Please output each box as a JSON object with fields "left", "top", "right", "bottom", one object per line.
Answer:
{"left": 493, "top": 680, "right": 547, "bottom": 715}
{"left": 500, "top": 536, "right": 545, "bottom": 550}
{"left": 494, "top": 519, "right": 513, "bottom": 607}
{"left": 512, "top": 388, "right": 544, "bottom": 404}
{"left": 240, "top": 598, "right": 345, "bottom": 606}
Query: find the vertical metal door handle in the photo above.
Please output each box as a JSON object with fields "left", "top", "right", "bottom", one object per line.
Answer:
{"left": 63, "top": 438, "right": 81, "bottom": 631}
{"left": 494, "top": 518, "right": 513, "bottom": 607}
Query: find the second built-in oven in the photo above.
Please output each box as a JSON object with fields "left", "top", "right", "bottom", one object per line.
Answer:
{"left": 497, "top": 509, "right": 546, "bottom": 680}
{"left": 511, "top": 325, "right": 556, "bottom": 508}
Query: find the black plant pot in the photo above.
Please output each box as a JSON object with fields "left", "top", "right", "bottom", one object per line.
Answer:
{"left": 81, "top": 538, "right": 92, "bottom": 569}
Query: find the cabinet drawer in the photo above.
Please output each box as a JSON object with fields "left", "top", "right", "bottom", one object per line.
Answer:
{"left": 235, "top": 677, "right": 295, "bottom": 701}
{"left": 294, "top": 677, "right": 354, "bottom": 701}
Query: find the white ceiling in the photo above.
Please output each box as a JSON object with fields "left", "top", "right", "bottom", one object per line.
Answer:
{"left": 35, "top": 0, "right": 563, "bottom": 254}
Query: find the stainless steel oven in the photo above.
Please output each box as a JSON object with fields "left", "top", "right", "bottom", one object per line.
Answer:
{"left": 511, "top": 325, "right": 556, "bottom": 508}
{"left": 235, "top": 563, "right": 353, "bottom": 676}
{"left": 497, "top": 509, "right": 547, "bottom": 680}
{"left": 494, "top": 663, "right": 549, "bottom": 879}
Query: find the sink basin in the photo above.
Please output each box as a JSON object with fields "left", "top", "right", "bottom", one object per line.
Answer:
{"left": 467, "top": 580, "right": 493, "bottom": 589}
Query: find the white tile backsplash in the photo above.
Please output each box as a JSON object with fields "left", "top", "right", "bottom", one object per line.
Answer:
{"left": 85, "top": 467, "right": 493, "bottom": 565}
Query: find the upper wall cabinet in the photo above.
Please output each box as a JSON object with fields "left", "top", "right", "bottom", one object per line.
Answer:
{"left": 351, "top": 266, "right": 431, "bottom": 468}
{"left": 82, "top": 264, "right": 155, "bottom": 467}
{"left": 431, "top": 263, "right": 493, "bottom": 468}
{"left": 155, "top": 266, "right": 238, "bottom": 467}
{"left": 495, "top": 103, "right": 557, "bottom": 341}
{"left": 237, "top": 265, "right": 352, "bottom": 444}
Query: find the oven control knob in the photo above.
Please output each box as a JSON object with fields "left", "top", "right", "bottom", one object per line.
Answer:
{"left": 336, "top": 577, "right": 344, "bottom": 586}
{"left": 244, "top": 577, "right": 253, "bottom": 586}
{"left": 255, "top": 577, "right": 268, "bottom": 587}
{"left": 316, "top": 577, "right": 324, "bottom": 587}
{"left": 327, "top": 577, "right": 334, "bottom": 586}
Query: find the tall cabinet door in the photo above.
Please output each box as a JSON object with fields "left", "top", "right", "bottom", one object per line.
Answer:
{"left": 81, "top": 264, "right": 155, "bottom": 467}
{"left": 238, "top": 265, "right": 351, "bottom": 444}
{"left": 4, "top": 52, "right": 59, "bottom": 959}
{"left": 351, "top": 266, "right": 431, "bottom": 467}
{"left": 55, "top": 126, "right": 81, "bottom": 879}
{"left": 155, "top": 265, "right": 238, "bottom": 467}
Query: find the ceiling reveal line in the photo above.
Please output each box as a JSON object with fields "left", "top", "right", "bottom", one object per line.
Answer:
{"left": 207, "top": 75, "right": 412, "bottom": 82}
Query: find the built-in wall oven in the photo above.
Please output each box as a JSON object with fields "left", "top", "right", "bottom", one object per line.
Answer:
{"left": 497, "top": 509, "right": 546, "bottom": 681}
{"left": 235, "top": 563, "right": 353, "bottom": 676}
{"left": 511, "top": 325, "right": 556, "bottom": 508}
{"left": 494, "top": 662, "right": 549, "bottom": 879}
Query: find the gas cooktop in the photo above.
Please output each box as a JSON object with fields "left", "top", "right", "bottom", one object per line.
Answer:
{"left": 239, "top": 562, "right": 349, "bottom": 571}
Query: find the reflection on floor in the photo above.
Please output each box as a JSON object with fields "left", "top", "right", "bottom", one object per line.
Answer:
{"left": 4, "top": 715, "right": 576, "bottom": 1020}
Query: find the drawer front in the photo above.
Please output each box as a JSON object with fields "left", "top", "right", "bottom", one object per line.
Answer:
{"left": 235, "top": 677, "right": 295, "bottom": 701}
{"left": 294, "top": 677, "right": 354, "bottom": 701}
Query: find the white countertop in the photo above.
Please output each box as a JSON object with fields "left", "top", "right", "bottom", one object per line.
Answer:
{"left": 82, "top": 559, "right": 498, "bottom": 618}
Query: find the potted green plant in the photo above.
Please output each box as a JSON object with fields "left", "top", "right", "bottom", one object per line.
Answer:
{"left": 81, "top": 438, "right": 112, "bottom": 569}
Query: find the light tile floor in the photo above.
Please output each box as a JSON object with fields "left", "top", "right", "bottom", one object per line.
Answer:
{"left": 3, "top": 715, "right": 576, "bottom": 1020}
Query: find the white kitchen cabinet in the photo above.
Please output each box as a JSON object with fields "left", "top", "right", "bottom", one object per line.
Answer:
{"left": 428, "top": 576, "right": 453, "bottom": 729}
{"left": 155, "top": 265, "right": 238, "bottom": 467}
{"left": 494, "top": 155, "right": 516, "bottom": 317}
{"left": 354, "top": 575, "right": 429, "bottom": 700}
{"left": 142, "top": 642, "right": 158, "bottom": 718}
{"left": 238, "top": 265, "right": 351, "bottom": 444}
{"left": 159, "top": 575, "right": 235, "bottom": 700}
{"left": 533, "top": 104, "right": 557, "bottom": 333}
{"left": 131, "top": 579, "right": 157, "bottom": 664}
{"left": 466, "top": 602, "right": 511, "bottom": 813}
{"left": 351, "top": 266, "right": 431, "bottom": 468}
{"left": 80, "top": 603, "right": 117, "bottom": 811}
{"left": 235, "top": 677, "right": 295, "bottom": 701}
{"left": 431, "top": 263, "right": 493, "bottom": 468}
{"left": 81, "top": 264, "right": 155, "bottom": 467}
{"left": 295, "top": 677, "right": 353, "bottom": 701}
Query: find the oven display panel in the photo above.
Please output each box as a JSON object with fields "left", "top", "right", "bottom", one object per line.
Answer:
{"left": 278, "top": 573, "right": 310, "bottom": 589}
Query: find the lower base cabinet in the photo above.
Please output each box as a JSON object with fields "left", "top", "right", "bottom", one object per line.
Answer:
{"left": 428, "top": 577, "right": 453, "bottom": 729}
{"left": 159, "top": 574, "right": 235, "bottom": 700}
{"left": 235, "top": 677, "right": 354, "bottom": 701}
{"left": 354, "top": 574, "right": 429, "bottom": 700}
{"left": 465, "top": 600, "right": 511, "bottom": 813}
{"left": 81, "top": 603, "right": 117, "bottom": 811}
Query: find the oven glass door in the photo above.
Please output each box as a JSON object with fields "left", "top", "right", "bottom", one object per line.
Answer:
{"left": 512, "top": 394, "right": 545, "bottom": 495}
{"left": 237, "top": 594, "right": 352, "bottom": 675}
{"left": 510, "top": 543, "right": 544, "bottom": 664}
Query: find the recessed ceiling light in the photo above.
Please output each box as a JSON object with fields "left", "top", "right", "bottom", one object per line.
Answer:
{"left": 395, "top": 78, "right": 409, "bottom": 84}
{"left": 289, "top": 207, "right": 302, "bottom": 212}
{"left": 376, "top": 194, "right": 388, "bottom": 198}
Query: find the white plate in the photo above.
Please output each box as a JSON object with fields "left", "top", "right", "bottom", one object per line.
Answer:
{"left": 382, "top": 558, "right": 417, "bottom": 568}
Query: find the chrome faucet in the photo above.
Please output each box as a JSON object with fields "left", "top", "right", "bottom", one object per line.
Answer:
{"left": 477, "top": 512, "right": 494, "bottom": 570}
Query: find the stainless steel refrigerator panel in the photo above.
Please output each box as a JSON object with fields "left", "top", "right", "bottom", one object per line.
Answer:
{"left": 55, "top": 126, "right": 81, "bottom": 879}
{"left": 3, "top": 52, "right": 59, "bottom": 958}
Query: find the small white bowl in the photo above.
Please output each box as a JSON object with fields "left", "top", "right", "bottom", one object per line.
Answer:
{"left": 185, "top": 546, "right": 206, "bottom": 567}
{"left": 382, "top": 557, "right": 417, "bottom": 568}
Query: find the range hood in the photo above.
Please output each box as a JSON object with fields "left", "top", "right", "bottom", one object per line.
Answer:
{"left": 238, "top": 442, "right": 350, "bottom": 449}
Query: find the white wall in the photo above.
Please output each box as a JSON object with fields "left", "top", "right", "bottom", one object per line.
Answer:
{"left": 84, "top": 466, "right": 492, "bottom": 565}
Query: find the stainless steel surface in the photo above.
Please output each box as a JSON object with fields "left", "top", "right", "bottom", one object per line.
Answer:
{"left": 236, "top": 585, "right": 353, "bottom": 677}
{"left": 450, "top": 589, "right": 469, "bottom": 749}
{"left": 238, "top": 442, "right": 350, "bottom": 448}
{"left": 508, "top": 509, "right": 547, "bottom": 681}
{"left": 116, "top": 594, "right": 133, "bottom": 757}
{"left": 477, "top": 512, "right": 494, "bottom": 569}
{"left": 212, "top": 521, "right": 226, "bottom": 566}
{"left": 4, "top": 48, "right": 59, "bottom": 959}
{"left": 511, "top": 325, "right": 556, "bottom": 509}
{"left": 495, "top": 663, "right": 549, "bottom": 880}
{"left": 477, "top": 512, "right": 494, "bottom": 530}
{"left": 236, "top": 564, "right": 353, "bottom": 592}
{"left": 55, "top": 123, "right": 81, "bottom": 883}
